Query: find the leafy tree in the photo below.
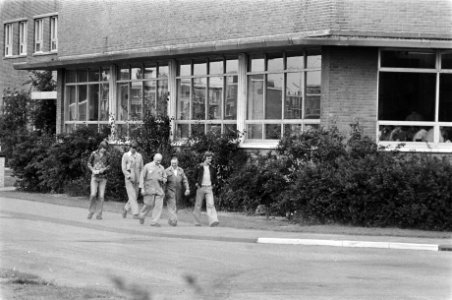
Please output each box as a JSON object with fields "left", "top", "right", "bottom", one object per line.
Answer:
{"left": 29, "top": 71, "right": 56, "bottom": 134}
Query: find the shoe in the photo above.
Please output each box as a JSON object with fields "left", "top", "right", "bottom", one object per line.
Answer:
{"left": 122, "top": 209, "right": 127, "bottom": 218}
{"left": 87, "top": 213, "right": 94, "bottom": 220}
{"left": 132, "top": 215, "right": 140, "bottom": 219}
{"left": 150, "top": 223, "right": 161, "bottom": 227}
{"left": 209, "top": 221, "right": 219, "bottom": 227}
{"left": 139, "top": 217, "right": 144, "bottom": 225}
{"left": 194, "top": 223, "right": 202, "bottom": 227}
{"left": 168, "top": 220, "right": 177, "bottom": 227}
{"left": 96, "top": 215, "right": 103, "bottom": 220}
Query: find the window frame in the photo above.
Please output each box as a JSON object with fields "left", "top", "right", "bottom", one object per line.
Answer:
{"left": 245, "top": 51, "right": 321, "bottom": 141}
{"left": 4, "top": 23, "right": 13, "bottom": 57}
{"left": 19, "top": 21, "right": 27, "bottom": 55}
{"left": 377, "top": 49, "right": 452, "bottom": 152}
{"left": 34, "top": 18, "right": 43, "bottom": 53}
{"left": 174, "top": 57, "right": 239, "bottom": 139}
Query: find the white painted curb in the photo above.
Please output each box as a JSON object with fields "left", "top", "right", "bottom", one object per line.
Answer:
{"left": 256, "top": 238, "right": 439, "bottom": 252}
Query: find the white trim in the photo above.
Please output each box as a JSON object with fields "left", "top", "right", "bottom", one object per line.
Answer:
{"left": 31, "top": 91, "right": 57, "bottom": 100}
{"left": 50, "top": 16, "right": 58, "bottom": 52}
{"left": 378, "top": 142, "right": 452, "bottom": 153}
{"left": 4, "top": 23, "right": 13, "bottom": 57}
{"left": 3, "top": 18, "right": 27, "bottom": 24}
{"left": 34, "top": 18, "right": 43, "bottom": 53}
{"left": 33, "top": 12, "right": 58, "bottom": 19}
{"left": 19, "top": 21, "right": 27, "bottom": 55}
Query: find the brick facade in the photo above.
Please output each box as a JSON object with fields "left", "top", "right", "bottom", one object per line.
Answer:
{"left": 321, "top": 46, "right": 378, "bottom": 139}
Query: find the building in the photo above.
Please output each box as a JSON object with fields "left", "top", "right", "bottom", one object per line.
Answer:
{"left": 2, "top": 0, "right": 452, "bottom": 152}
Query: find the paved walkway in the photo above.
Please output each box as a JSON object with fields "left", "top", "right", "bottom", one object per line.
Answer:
{"left": 0, "top": 195, "right": 451, "bottom": 252}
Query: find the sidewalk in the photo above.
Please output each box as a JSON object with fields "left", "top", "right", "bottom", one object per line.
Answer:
{"left": 0, "top": 190, "right": 451, "bottom": 252}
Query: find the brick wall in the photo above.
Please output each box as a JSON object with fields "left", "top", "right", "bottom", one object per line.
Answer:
{"left": 321, "top": 46, "right": 378, "bottom": 139}
{"left": 0, "top": 0, "right": 59, "bottom": 100}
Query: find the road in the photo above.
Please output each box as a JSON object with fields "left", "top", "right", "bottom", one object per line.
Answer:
{"left": 0, "top": 197, "right": 451, "bottom": 300}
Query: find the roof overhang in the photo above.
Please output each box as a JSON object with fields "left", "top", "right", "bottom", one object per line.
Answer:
{"left": 13, "top": 30, "right": 452, "bottom": 71}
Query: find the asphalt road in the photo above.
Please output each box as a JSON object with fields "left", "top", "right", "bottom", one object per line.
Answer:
{"left": 0, "top": 197, "right": 451, "bottom": 300}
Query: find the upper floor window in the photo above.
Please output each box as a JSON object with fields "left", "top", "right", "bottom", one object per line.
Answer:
{"left": 175, "top": 57, "right": 238, "bottom": 138}
{"left": 378, "top": 50, "right": 452, "bottom": 149}
{"left": 4, "top": 23, "right": 13, "bottom": 57}
{"left": 246, "top": 50, "right": 321, "bottom": 140}
{"left": 19, "top": 21, "right": 27, "bottom": 55}
{"left": 34, "top": 19, "right": 43, "bottom": 52}
{"left": 50, "top": 16, "right": 58, "bottom": 51}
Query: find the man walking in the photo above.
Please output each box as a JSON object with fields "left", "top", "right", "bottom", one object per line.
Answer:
{"left": 121, "top": 141, "right": 143, "bottom": 219}
{"left": 138, "top": 153, "right": 167, "bottom": 226}
{"left": 165, "top": 157, "right": 190, "bottom": 226}
{"left": 193, "top": 151, "right": 219, "bottom": 227}
{"left": 87, "top": 141, "right": 110, "bottom": 220}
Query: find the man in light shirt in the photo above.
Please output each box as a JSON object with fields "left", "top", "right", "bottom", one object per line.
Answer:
{"left": 138, "top": 153, "right": 167, "bottom": 226}
{"left": 165, "top": 157, "right": 190, "bottom": 226}
{"left": 192, "top": 151, "right": 219, "bottom": 227}
{"left": 121, "top": 141, "right": 143, "bottom": 219}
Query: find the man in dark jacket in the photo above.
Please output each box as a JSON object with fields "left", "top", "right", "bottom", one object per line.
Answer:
{"left": 192, "top": 151, "right": 219, "bottom": 227}
{"left": 87, "top": 141, "right": 110, "bottom": 220}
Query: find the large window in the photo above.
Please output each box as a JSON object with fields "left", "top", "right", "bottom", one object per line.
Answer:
{"left": 34, "top": 19, "right": 43, "bottom": 53}
{"left": 64, "top": 68, "right": 110, "bottom": 132}
{"left": 378, "top": 50, "right": 452, "bottom": 149}
{"left": 246, "top": 51, "right": 321, "bottom": 140}
{"left": 19, "top": 21, "right": 27, "bottom": 55}
{"left": 50, "top": 16, "right": 58, "bottom": 52}
{"left": 175, "top": 58, "right": 238, "bottom": 138}
{"left": 116, "top": 63, "right": 168, "bottom": 134}
{"left": 4, "top": 23, "right": 13, "bottom": 57}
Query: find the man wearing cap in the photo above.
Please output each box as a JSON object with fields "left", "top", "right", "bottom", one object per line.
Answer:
{"left": 138, "top": 153, "right": 167, "bottom": 226}
{"left": 165, "top": 157, "right": 190, "bottom": 226}
{"left": 87, "top": 141, "right": 110, "bottom": 220}
{"left": 121, "top": 141, "right": 143, "bottom": 219}
{"left": 192, "top": 151, "right": 219, "bottom": 227}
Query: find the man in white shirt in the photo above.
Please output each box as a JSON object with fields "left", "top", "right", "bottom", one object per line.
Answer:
{"left": 121, "top": 141, "right": 143, "bottom": 219}
{"left": 165, "top": 157, "right": 190, "bottom": 226}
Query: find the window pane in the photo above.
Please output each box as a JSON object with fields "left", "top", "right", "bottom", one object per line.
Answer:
{"left": 440, "top": 127, "right": 452, "bottom": 143}
{"left": 65, "top": 124, "right": 76, "bottom": 133}
{"left": 177, "top": 78, "right": 190, "bottom": 120}
{"left": 225, "top": 76, "right": 238, "bottom": 120}
{"left": 305, "top": 95, "right": 320, "bottom": 119}
{"left": 287, "top": 55, "right": 303, "bottom": 71}
{"left": 192, "top": 123, "right": 205, "bottom": 136}
{"left": 159, "top": 65, "right": 169, "bottom": 78}
{"left": 284, "top": 124, "right": 302, "bottom": 136}
{"left": 120, "top": 67, "right": 130, "bottom": 80}
{"left": 442, "top": 53, "right": 452, "bottom": 69}
{"left": 439, "top": 74, "right": 452, "bottom": 122}
{"left": 192, "top": 78, "right": 206, "bottom": 119}
{"left": 250, "top": 58, "right": 265, "bottom": 72}
{"left": 209, "top": 60, "right": 223, "bottom": 74}
{"left": 99, "top": 83, "right": 109, "bottom": 121}
{"left": 67, "top": 86, "right": 76, "bottom": 121}
{"left": 193, "top": 62, "right": 207, "bottom": 75}
{"left": 306, "top": 71, "right": 321, "bottom": 94}
{"left": 88, "top": 70, "right": 99, "bottom": 82}
{"left": 130, "top": 82, "right": 142, "bottom": 120}
{"left": 379, "top": 73, "right": 436, "bottom": 121}
{"left": 144, "top": 66, "right": 156, "bottom": 79}
{"left": 66, "top": 71, "right": 76, "bottom": 83}
{"left": 208, "top": 77, "right": 222, "bottom": 120}
{"left": 78, "top": 85, "right": 87, "bottom": 121}
{"left": 117, "top": 83, "right": 129, "bottom": 121}
{"left": 307, "top": 54, "right": 321, "bottom": 69}
{"left": 88, "top": 85, "right": 99, "bottom": 121}
{"left": 101, "top": 68, "right": 110, "bottom": 81}
{"left": 379, "top": 125, "right": 434, "bottom": 142}
{"left": 157, "top": 80, "right": 168, "bottom": 116}
{"left": 247, "top": 124, "right": 262, "bottom": 139}
{"left": 226, "top": 59, "right": 238, "bottom": 73}
{"left": 224, "top": 124, "right": 237, "bottom": 135}
{"left": 77, "top": 71, "right": 87, "bottom": 82}
{"left": 267, "top": 55, "right": 283, "bottom": 72}
{"left": 381, "top": 51, "right": 435, "bottom": 68}
{"left": 176, "top": 124, "right": 189, "bottom": 139}
{"left": 266, "top": 74, "right": 283, "bottom": 119}
{"left": 207, "top": 124, "right": 221, "bottom": 135}
{"left": 265, "top": 124, "right": 281, "bottom": 139}
{"left": 144, "top": 81, "right": 156, "bottom": 116}
{"left": 285, "top": 73, "right": 302, "bottom": 119}
{"left": 247, "top": 75, "right": 264, "bottom": 119}
{"left": 179, "top": 63, "right": 191, "bottom": 76}
{"left": 131, "top": 67, "right": 142, "bottom": 80}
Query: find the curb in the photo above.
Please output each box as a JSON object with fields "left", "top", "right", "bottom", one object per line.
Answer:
{"left": 257, "top": 238, "right": 451, "bottom": 252}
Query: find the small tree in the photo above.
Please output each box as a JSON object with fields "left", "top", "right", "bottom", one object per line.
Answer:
{"left": 29, "top": 71, "right": 56, "bottom": 135}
